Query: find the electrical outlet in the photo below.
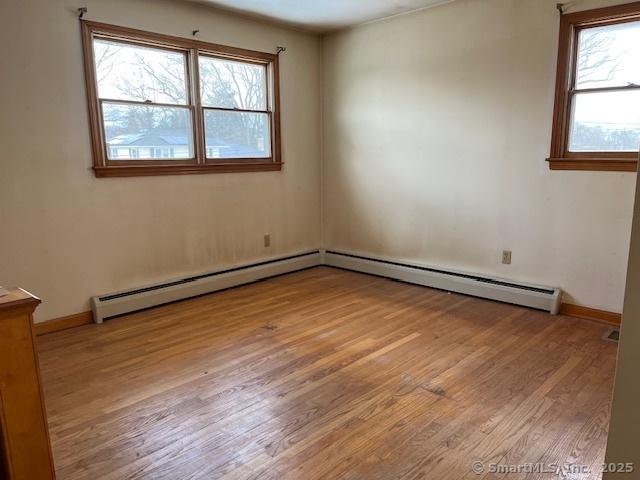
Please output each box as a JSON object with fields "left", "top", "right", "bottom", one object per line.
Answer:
{"left": 264, "top": 234, "right": 271, "bottom": 248}
{"left": 502, "top": 250, "right": 512, "bottom": 265}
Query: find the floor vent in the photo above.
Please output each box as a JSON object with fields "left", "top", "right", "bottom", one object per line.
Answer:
{"left": 322, "top": 249, "right": 562, "bottom": 314}
{"left": 604, "top": 328, "right": 620, "bottom": 342}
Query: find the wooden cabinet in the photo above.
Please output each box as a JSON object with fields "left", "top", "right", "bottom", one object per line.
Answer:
{"left": 0, "top": 288, "right": 55, "bottom": 480}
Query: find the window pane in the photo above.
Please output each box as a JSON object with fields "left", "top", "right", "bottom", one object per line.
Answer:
{"left": 103, "top": 103, "right": 193, "bottom": 160}
{"left": 569, "top": 90, "right": 640, "bottom": 152}
{"left": 204, "top": 110, "right": 270, "bottom": 158}
{"left": 199, "top": 56, "right": 267, "bottom": 110}
{"left": 94, "top": 39, "right": 188, "bottom": 105}
{"left": 576, "top": 20, "right": 640, "bottom": 89}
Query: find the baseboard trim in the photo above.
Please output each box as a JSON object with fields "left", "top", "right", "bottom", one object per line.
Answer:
{"left": 34, "top": 311, "right": 94, "bottom": 336}
{"left": 92, "top": 251, "right": 321, "bottom": 323}
{"left": 559, "top": 303, "right": 621, "bottom": 326}
{"left": 323, "top": 249, "right": 562, "bottom": 314}
{"left": 35, "top": 261, "right": 620, "bottom": 335}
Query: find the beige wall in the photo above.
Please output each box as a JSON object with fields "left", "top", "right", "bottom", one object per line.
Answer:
{"left": 604, "top": 167, "right": 640, "bottom": 478}
{"left": 322, "top": 0, "right": 637, "bottom": 313}
{"left": 1, "top": 0, "right": 636, "bottom": 322}
{"left": 0, "top": 0, "right": 322, "bottom": 322}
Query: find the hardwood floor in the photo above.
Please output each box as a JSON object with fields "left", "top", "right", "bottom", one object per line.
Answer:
{"left": 37, "top": 267, "right": 618, "bottom": 480}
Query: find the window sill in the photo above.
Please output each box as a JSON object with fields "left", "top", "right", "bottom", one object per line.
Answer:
{"left": 547, "top": 158, "right": 638, "bottom": 172}
{"left": 94, "top": 162, "right": 283, "bottom": 178}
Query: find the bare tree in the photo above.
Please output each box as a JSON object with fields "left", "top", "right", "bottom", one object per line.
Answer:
{"left": 94, "top": 42, "right": 120, "bottom": 84}
{"left": 95, "top": 41, "right": 269, "bottom": 155}
{"left": 122, "top": 53, "right": 187, "bottom": 104}
{"left": 200, "top": 59, "right": 268, "bottom": 154}
{"left": 576, "top": 32, "right": 622, "bottom": 85}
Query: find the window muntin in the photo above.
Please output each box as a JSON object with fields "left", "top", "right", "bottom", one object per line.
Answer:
{"left": 82, "top": 21, "right": 281, "bottom": 176}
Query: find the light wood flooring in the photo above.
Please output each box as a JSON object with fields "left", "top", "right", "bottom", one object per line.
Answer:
{"left": 37, "top": 267, "right": 618, "bottom": 479}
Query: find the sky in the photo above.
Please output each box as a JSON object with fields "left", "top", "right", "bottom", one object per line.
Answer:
{"left": 572, "top": 20, "right": 640, "bottom": 127}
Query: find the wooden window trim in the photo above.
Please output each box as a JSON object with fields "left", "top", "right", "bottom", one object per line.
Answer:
{"left": 547, "top": 2, "right": 640, "bottom": 172}
{"left": 81, "top": 20, "right": 282, "bottom": 177}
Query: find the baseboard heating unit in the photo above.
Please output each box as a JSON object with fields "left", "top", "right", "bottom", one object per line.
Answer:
{"left": 91, "top": 248, "right": 562, "bottom": 323}
{"left": 90, "top": 251, "right": 321, "bottom": 323}
{"left": 322, "top": 250, "right": 562, "bottom": 314}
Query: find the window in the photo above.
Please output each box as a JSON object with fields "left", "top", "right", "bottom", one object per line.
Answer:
{"left": 81, "top": 21, "right": 281, "bottom": 177}
{"left": 548, "top": 3, "right": 640, "bottom": 171}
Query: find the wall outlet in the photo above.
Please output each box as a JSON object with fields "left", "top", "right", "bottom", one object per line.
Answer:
{"left": 502, "top": 250, "right": 512, "bottom": 265}
{"left": 264, "top": 234, "right": 271, "bottom": 248}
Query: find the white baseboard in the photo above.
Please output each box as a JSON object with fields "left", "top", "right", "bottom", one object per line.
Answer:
{"left": 91, "top": 251, "right": 321, "bottom": 323}
{"left": 322, "top": 249, "right": 562, "bottom": 314}
{"left": 91, "top": 248, "right": 562, "bottom": 323}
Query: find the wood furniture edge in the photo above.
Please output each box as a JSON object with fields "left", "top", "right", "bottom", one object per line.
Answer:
{"left": 560, "top": 302, "right": 621, "bottom": 326}
{"left": 35, "top": 311, "right": 94, "bottom": 336}
{"left": 0, "top": 287, "right": 56, "bottom": 478}
{"left": 0, "top": 389, "right": 14, "bottom": 478}
{"left": 26, "top": 306, "right": 57, "bottom": 480}
{"left": 0, "top": 288, "right": 41, "bottom": 313}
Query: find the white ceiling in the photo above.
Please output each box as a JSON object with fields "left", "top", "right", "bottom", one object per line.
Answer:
{"left": 189, "top": 0, "right": 454, "bottom": 32}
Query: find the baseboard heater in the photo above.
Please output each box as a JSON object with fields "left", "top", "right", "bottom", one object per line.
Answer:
{"left": 90, "top": 248, "right": 561, "bottom": 323}
{"left": 90, "top": 251, "right": 321, "bottom": 323}
{"left": 322, "top": 250, "right": 562, "bottom": 314}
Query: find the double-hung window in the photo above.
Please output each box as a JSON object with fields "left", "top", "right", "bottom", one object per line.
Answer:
{"left": 81, "top": 21, "right": 281, "bottom": 177}
{"left": 548, "top": 3, "right": 640, "bottom": 171}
